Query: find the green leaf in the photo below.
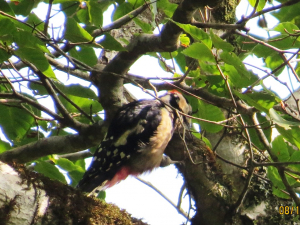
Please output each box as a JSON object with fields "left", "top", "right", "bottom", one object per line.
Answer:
{"left": 99, "top": 34, "right": 126, "bottom": 51}
{"left": 179, "top": 34, "right": 190, "bottom": 47}
{"left": 192, "top": 131, "right": 212, "bottom": 149}
{"left": 76, "top": 6, "right": 89, "bottom": 24}
{"left": 52, "top": 0, "right": 80, "bottom": 3}
{"left": 69, "top": 46, "right": 97, "bottom": 67}
{"left": 235, "top": 91, "right": 277, "bottom": 112}
{"left": 0, "top": 0, "right": 15, "bottom": 16}
{"left": 9, "top": 0, "right": 35, "bottom": 16}
{"left": 271, "top": 136, "right": 289, "bottom": 162}
{"left": 0, "top": 140, "right": 11, "bottom": 154}
{"left": 0, "top": 18, "right": 17, "bottom": 45}
{"left": 21, "top": 95, "right": 42, "bottom": 118}
{"left": 289, "top": 151, "right": 300, "bottom": 173}
{"left": 97, "top": 190, "right": 106, "bottom": 200}
{"left": 55, "top": 158, "right": 85, "bottom": 173}
{"left": 171, "top": 20, "right": 212, "bottom": 48}
{"left": 267, "top": 166, "right": 290, "bottom": 199}
{"left": 182, "top": 43, "right": 215, "bottom": 63}
{"left": 59, "top": 94, "right": 103, "bottom": 114}
{"left": 38, "top": 120, "right": 48, "bottom": 132}
{"left": 196, "top": 100, "right": 225, "bottom": 133}
{"left": 220, "top": 52, "right": 251, "bottom": 79}
{"left": 203, "top": 76, "right": 226, "bottom": 97}
{"left": 174, "top": 47, "right": 187, "bottom": 73}
{"left": 270, "top": 35, "right": 300, "bottom": 50}
{"left": 222, "top": 64, "right": 254, "bottom": 88}
{"left": 272, "top": 2, "right": 300, "bottom": 22}
{"left": 269, "top": 108, "right": 300, "bottom": 129}
{"left": 265, "top": 53, "right": 284, "bottom": 76}
{"left": 25, "top": 13, "right": 45, "bottom": 33}
{"left": 242, "top": 114, "right": 271, "bottom": 150}
{"left": 128, "top": 0, "right": 144, "bottom": 8}
{"left": 252, "top": 44, "right": 274, "bottom": 58}
{"left": 188, "top": 68, "right": 207, "bottom": 87}
{"left": 160, "top": 51, "right": 178, "bottom": 60}
{"left": 14, "top": 30, "right": 49, "bottom": 53}
{"left": 248, "top": 0, "right": 266, "bottom": 11}
{"left": 60, "top": 2, "right": 80, "bottom": 17}
{"left": 199, "top": 61, "right": 219, "bottom": 75}
{"left": 75, "top": 158, "right": 86, "bottom": 170}
{"left": 157, "top": 0, "right": 177, "bottom": 18}
{"left": 273, "top": 22, "right": 299, "bottom": 34}
{"left": 0, "top": 105, "right": 34, "bottom": 142}
{"left": 65, "top": 17, "right": 93, "bottom": 43}
{"left": 56, "top": 83, "right": 98, "bottom": 100}
{"left": 29, "top": 82, "right": 98, "bottom": 100}
{"left": 0, "top": 48, "right": 10, "bottom": 63}
{"left": 69, "top": 170, "right": 85, "bottom": 186}
{"left": 35, "top": 161, "right": 67, "bottom": 184}
{"left": 15, "top": 47, "right": 56, "bottom": 79}
{"left": 276, "top": 125, "right": 300, "bottom": 149}
{"left": 28, "top": 82, "right": 48, "bottom": 95}
{"left": 210, "top": 30, "right": 234, "bottom": 52}
{"left": 113, "top": 2, "right": 132, "bottom": 21}
{"left": 133, "top": 17, "right": 152, "bottom": 33}
{"left": 88, "top": 0, "right": 103, "bottom": 26}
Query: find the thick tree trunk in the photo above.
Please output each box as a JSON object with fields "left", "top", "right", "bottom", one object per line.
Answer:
{"left": 0, "top": 162, "right": 137, "bottom": 225}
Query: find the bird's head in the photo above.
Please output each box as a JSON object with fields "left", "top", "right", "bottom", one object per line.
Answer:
{"left": 160, "top": 90, "right": 192, "bottom": 126}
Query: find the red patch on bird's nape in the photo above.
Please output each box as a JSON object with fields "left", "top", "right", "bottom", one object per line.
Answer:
{"left": 168, "top": 89, "right": 181, "bottom": 95}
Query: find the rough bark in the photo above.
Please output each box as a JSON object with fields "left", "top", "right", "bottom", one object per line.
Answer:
{"left": 1, "top": 0, "right": 298, "bottom": 224}
{"left": 0, "top": 162, "right": 144, "bottom": 225}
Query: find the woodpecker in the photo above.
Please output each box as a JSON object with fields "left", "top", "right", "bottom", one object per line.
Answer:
{"left": 77, "top": 90, "right": 192, "bottom": 194}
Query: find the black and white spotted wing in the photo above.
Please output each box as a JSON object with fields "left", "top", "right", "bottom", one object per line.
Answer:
{"left": 77, "top": 99, "right": 166, "bottom": 193}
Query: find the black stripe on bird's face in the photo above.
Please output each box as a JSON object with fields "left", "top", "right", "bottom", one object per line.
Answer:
{"left": 160, "top": 92, "right": 192, "bottom": 126}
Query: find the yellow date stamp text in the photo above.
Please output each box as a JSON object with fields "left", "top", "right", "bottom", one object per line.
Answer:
{"left": 279, "top": 206, "right": 299, "bottom": 215}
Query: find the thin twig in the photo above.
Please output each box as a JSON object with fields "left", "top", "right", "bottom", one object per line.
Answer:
{"left": 216, "top": 153, "right": 248, "bottom": 170}
{"left": 235, "top": 30, "right": 285, "bottom": 53}
{"left": 252, "top": 113, "right": 300, "bottom": 206}
{"left": 44, "top": 0, "right": 53, "bottom": 35}
{"left": 191, "top": 22, "right": 248, "bottom": 31}
{"left": 176, "top": 111, "right": 201, "bottom": 165}
{"left": 232, "top": 167, "right": 254, "bottom": 213}
{"left": 216, "top": 63, "right": 237, "bottom": 108}
{"left": 136, "top": 177, "right": 190, "bottom": 220}
{"left": 23, "top": 61, "right": 84, "bottom": 130}
{"left": 278, "top": 167, "right": 300, "bottom": 205}
{"left": 253, "top": 161, "right": 300, "bottom": 167}
{"left": 21, "top": 104, "right": 54, "bottom": 121}
{"left": 0, "top": 92, "right": 63, "bottom": 120}
{"left": 49, "top": 80, "right": 95, "bottom": 123}
{"left": 177, "top": 183, "right": 186, "bottom": 209}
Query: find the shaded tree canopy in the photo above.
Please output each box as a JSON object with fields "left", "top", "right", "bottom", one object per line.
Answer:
{"left": 1, "top": 0, "right": 300, "bottom": 224}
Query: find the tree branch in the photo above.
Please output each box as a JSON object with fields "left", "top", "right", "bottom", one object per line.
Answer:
{"left": 92, "top": 3, "right": 150, "bottom": 37}
{"left": 0, "top": 92, "right": 63, "bottom": 121}
{"left": 0, "top": 122, "right": 107, "bottom": 164}
{"left": 136, "top": 177, "right": 190, "bottom": 220}
{"left": 91, "top": 0, "right": 220, "bottom": 120}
